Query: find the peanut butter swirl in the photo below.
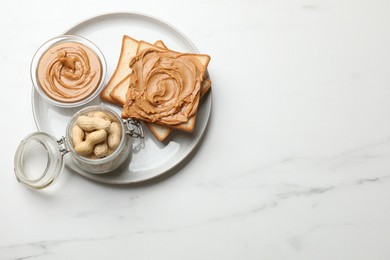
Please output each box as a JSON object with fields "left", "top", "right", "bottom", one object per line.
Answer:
{"left": 124, "top": 48, "right": 209, "bottom": 126}
{"left": 37, "top": 42, "right": 102, "bottom": 103}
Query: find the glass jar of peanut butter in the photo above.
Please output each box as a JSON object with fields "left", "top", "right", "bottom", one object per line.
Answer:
{"left": 14, "top": 106, "right": 144, "bottom": 189}
{"left": 31, "top": 35, "right": 107, "bottom": 107}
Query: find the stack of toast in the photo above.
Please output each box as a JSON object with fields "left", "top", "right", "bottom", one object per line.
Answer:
{"left": 100, "top": 35, "right": 211, "bottom": 142}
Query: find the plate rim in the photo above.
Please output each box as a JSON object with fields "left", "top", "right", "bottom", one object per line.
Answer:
{"left": 63, "top": 11, "right": 202, "bottom": 52}
{"left": 31, "top": 12, "right": 212, "bottom": 184}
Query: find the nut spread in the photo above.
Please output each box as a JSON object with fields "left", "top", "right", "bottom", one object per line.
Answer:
{"left": 37, "top": 41, "right": 102, "bottom": 103}
{"left": 124, "top": 48, "right": 208, "bottom": 125}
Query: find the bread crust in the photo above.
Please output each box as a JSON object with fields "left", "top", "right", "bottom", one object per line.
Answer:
{"left": 100, "top": 35, "right": 138, "bottom": 104}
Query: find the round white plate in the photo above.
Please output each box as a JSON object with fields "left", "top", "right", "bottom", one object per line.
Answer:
{"left": 32, "top": 12, "right": 212, "bottom": 184}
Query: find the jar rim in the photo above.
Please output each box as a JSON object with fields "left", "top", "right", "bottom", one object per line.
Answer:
{"left": 14, "top": 132, "right": 65, "bottom": 189}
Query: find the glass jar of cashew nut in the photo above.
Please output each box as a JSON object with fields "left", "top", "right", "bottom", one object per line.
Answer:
{"left": 14, "top": 106, "right": 144, "bottom": 189}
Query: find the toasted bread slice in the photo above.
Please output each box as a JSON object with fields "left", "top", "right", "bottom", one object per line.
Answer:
{"left": 123, "top": 41, "right": 210, "bottom": 131}
{"left": 108, "top": 39, "right": 175, "bottom": 142}
{"left": 106, "top": 37, "right": 211, "bottom": 141}
{"left": 100, "top": 35, "right": 139, "bottom": 104}
{"left": 110, "top": 74, "right": 131, "bottom": 105}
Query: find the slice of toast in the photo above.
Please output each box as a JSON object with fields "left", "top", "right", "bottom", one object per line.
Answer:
{"left": 104, "top": 36, "right": 211, "bottom": 141}
{"left": 123, "top": 40, "right": 210, "bottom": 131}
{"left": 121, "top": 43, "right": 210, "bottom": 139}
{"left": 108, "top": 39, "right": 175, "bottom": 141}
{"left": 100, "top": 37, "right": 172, "bottom": 141}
{"left": 110, "top": 74, "right": 130, "bottom": 105}
{"left": 100, "top": 35, "right": 139, "bottom": 104}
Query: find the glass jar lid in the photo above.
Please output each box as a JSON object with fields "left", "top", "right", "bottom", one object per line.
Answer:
{"left": 14, "top": 132, "right": 67, "bottom": 189}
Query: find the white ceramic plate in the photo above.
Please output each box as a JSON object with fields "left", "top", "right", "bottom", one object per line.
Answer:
{"left": 32, "top": 12, "right": 211, "bottom": 184}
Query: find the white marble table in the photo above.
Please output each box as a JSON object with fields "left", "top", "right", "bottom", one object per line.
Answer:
{"left": 1, "top": 0, "right": 390, "bottom": 259}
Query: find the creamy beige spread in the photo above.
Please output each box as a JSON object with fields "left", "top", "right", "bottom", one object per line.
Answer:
{"left": 37, "top": 42, "right": 102, "bottom": 103}
{"left": 124, "top": 49, "right": 203, "bottom": 125}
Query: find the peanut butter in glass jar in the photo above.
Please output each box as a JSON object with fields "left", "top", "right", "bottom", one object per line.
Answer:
{"left": 37, "top": 41, "right": 102, "bottom": 103}
{"left": 31, "top": 35, "right": 106, "bottom": 108}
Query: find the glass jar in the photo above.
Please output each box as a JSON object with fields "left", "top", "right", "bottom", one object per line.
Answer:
{"left": 30, "top": 35, "right": 107, "bottom": 108}
{"left": 14, "top": 106, "right": 144, "bottom": 189}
